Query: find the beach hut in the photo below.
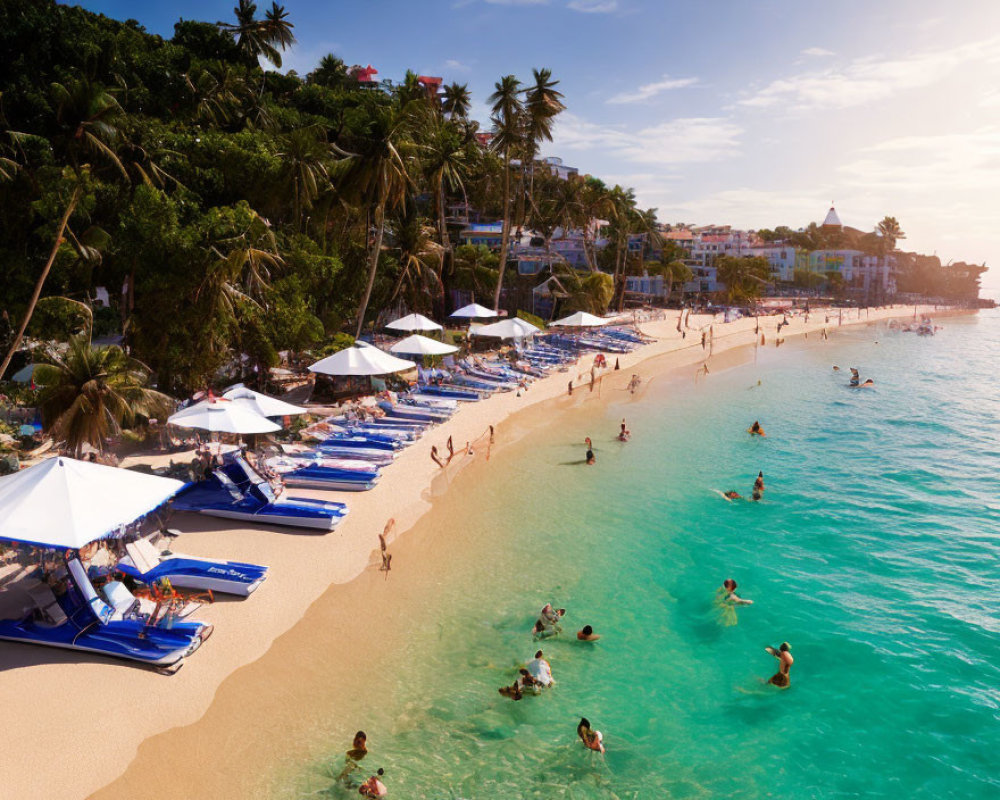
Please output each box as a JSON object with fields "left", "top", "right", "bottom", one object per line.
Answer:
{"left": 469, "top": 318, "right": 541, "bottom": 340}
{"left": 221, "top": 385, "right": 307, "bottom": 418}
{"left": 550, "top": 311, "right": 611, "bottom": 328}
{"left": 308, "top": 342, "right": 417, "bottom": 377}
{"left": 388, "top": 334, "right": 459, "bottom": 356}
{"left": 385, "top": 313, "right": 443, "bottom": 333}
{"left": 168, "top": 398, "right": 281, "bottom": 434}
{"left": 450, "top": 302, "right": 498, "bottom": 320}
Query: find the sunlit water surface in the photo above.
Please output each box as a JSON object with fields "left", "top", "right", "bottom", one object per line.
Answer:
{"left": 291, "top": 311, "right": 1000, "bottom": 799}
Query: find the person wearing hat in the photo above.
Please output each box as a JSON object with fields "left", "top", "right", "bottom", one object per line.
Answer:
{"left": 765, "top": 642, "right": 794, "bottom": 688}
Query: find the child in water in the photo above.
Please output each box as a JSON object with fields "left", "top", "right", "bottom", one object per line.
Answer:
{"left": 577, "top": 718, "right": 605, "bottom": 753}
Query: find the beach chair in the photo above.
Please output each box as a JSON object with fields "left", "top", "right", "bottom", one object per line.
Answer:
{"left": 102, "top": 580, "right": 142, "bottom": 620}
{"left": 27, "top": 582, "right": 68, "bottom": 626}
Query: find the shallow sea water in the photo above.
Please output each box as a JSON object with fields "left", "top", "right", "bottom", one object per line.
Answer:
{"left": 295, "top": 311, "right": 1000, "bottom": 799}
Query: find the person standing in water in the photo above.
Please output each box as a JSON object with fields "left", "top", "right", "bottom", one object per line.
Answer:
{"left": 359, "top": 768, "right": 387, "bottom": 797}
{"left": 765, "top": 642, "right": 794, "bottom": 688}
{"left": 618, "top": 418, "right": 630, "bottom": 441}
{"left": 752, "top": 471, "right": 765, "bottom": 501}
{"left": 718, "top": 579, "right": 753, "bottom": 606}
{"left": 585, "top": 437, "right": 595, "bottom": 465}
{"left": 577, "top": 718, "right": 605, "bottom": 753}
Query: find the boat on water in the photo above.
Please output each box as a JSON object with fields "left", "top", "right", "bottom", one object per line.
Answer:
{"left": 171, "top": 451, "right": 347, "bottom": 530}
{"left": 0, "top": 457, "right": 213, "bottom": 670}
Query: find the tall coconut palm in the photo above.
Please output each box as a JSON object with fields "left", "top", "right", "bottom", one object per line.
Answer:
{"left": 420, "top": 115, "right": 470, "bottom": 282}
{"left": 442, "top": 82, "right": 471, "bottom": 120}
{"left": 279, "top": 125, "right": 333, "bottom": 231}
{"left": 488, "top": 75, "right": 523, "bottom": 311}
{"left": 523, "top": 68, "right": 565, "bottom": 219}
{"left": 334, "top": 102, "right": 414, "bottom": 338}
{"left": 309, "top": 54, "right": 349, "bottom": 89}
{"left": 218, "top": 0, "right": 295, "bottom": 69}
{"left": 35, "top": 334, "right": 173, "bottom": 457}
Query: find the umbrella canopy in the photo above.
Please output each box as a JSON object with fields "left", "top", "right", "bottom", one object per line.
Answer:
{"left": 0, "top": 456, "right": 184, "bottom": 549}
{"left": 11, "top": 364, "right": 40, "bottom": 383}
{"left": 469, "top": 318, "right": 541, "bottom": 340}
{"left": 222, "top": 385, "right": 307, "bottom": 417}
{"left": 450, "top": 302, "right": 498, "bottom": 319}
{"left": 389, "top": 334, "right": 459, "bottom": 356}
{"left": 309, "top": 343, "right": 417, "bottom": 377}
{"left": 550, "top": 311, "right": 611, "bottom": 327}
{"left": 386, "top": 313, "right": 443, "bottom": 332}
{"left": 168, "top": 398, "right": 281, "bottom": 434}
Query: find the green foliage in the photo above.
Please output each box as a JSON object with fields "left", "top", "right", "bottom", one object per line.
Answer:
{"left": 516, "top": 310, "right": 545, "bottom": 329}
{"left": 792, "top": 269, "right": 827, "bottom": 290}
{"left": 716, "top": 255, "right": 770, "bottom": 303}
{"left": 35, "top": 334, "right": 173, "bottom": 455}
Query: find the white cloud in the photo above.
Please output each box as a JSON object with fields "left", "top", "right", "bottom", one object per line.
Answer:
{"left": 607, "top": 75, "right": 699, "bottom": 104}
{"left": 444, "top": 59, "right": 471, "bottom": 72}
{"left": 741, "top": 35, "right": 1000, "bottom": 111}
{"left": 568, "top": 0, "right": 619, "bottom": 12}
{"left": 552, "top": 113, "right": 742, "bottom": 165}
{"left": 800, "top": 47, "right": 835, "bottom": 57}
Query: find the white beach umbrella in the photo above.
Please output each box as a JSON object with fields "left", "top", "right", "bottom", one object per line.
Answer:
{"left": 385, "top": 312, "right": 443, "bottom": 332}
{"left": 0, "top": 456, "right": 184, "bottom": 549}
{"left": 168, "top": 398, "right": 281, "bottom": 434}
{"left": 469, "top": 318, "right": 541, "bottom": 340}
{"left": 309, "top": 343, "right": 417, "bottom": 377}
{"left": 550, "top": 311, "right": 611, "bottom": 327}
{"left": 222, "top": 385, "right": 307, "bottom": 417}
{"left": 450, "top": 302, "right": 498, "bottom": 319}
{"left": 388, "top": 334, "right": 459, "bottom": 356}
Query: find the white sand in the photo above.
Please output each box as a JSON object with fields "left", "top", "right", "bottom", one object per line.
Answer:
{"left": 0, "top": 305, "right": 962, "bottom": 799}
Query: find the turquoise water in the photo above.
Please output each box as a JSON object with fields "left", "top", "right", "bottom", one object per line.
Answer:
{"left": 300, "top": 311, "right": 1000, "bottom": 798}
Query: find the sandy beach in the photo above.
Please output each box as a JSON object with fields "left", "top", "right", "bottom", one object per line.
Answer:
{"left": 0, "top": 304, "right": 964, "bottom": 800}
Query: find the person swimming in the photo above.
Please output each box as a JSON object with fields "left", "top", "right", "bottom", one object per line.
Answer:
{"left": 577, "top": 624, "right": 600, "bottom": 641}
{"left": 723, "top": 490, "right": 743, "bottom": 501}
{"left": 359, "top": 768, "right": 387, "bottom": 798}
{"left": 618, "top": 418, "right": 631, "bottom": 442}
{"left": 532, "top": 604, "right": 565, "bottom": 637}
{"left": 577, "top": 717, "right": 605, "bottom": 753}
{"left": 861, "top": 378, "right": 875, "bottom": 387}
{"left": 748, "top": 420, "right": 766, "bottom": 436}
{"left": 765, "top": 642, "right": 794, "bottom": 688}
{"left": 718, "top": 578, "right": 753, "bottom": 606}
{"left": 526, "top": 650, "right": 554, "bottom": 687}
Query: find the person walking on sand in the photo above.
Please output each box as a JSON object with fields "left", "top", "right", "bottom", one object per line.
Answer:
{"left": 577, "top": 718, "right": 605, "bottom": 753}
{"left": 765, "top": 642, "right": 793, "bottom": 688}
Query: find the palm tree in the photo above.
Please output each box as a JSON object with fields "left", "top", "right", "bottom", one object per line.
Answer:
{"left": 523, "top": 68, "right": 565, "bottom": 220}
{"left": 384, "top": 198, "right": 443, "bottom": 313}
{"left": 309, "top": 54, "right": 349, "bottom": 89}
{"left": 716, "top": 255, "right": 770, "bottom": 304}
{"left": 35, "top": 334, "right": 173, "bottom": 457}
{"left": 50, "top": 78, "right": 129, "bottom": 180}
{"left": 488, "top": 75, "right": 523, "bottom": 310}
{"left": 218, "top": 0, "right": 295, "bottom": 69}
{"left": 876, "top": 216, "right": 904, "bottom": 252}
{"left": 334, "top": 101, "right": 414, "bottom": 337}
{"left": 420, "top": 115, "right": 470, "bottom": 282}
{"left": 278, "top": 125, "right": 333, "bottom": 231}
{"left": 442, "top": 83, "right": 471, "bottom": 120}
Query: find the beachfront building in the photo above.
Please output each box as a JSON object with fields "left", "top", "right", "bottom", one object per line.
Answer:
{"left": 810, "top": 249, "right": 897, "bottom": 295}
{"left": 542, "top": 156, "right": 580, "bottom": 181}
{"left": 458, "top": 222, "right": 503, "bottom": 249}
{"left": 747, "top": 245, "right": 802, "bottom": 283}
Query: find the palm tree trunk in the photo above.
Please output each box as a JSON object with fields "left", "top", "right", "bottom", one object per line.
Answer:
{"left": 492, "top": 152, "right": 512, "bottom": 311}
{"left": 0, "top": 187, "right": 80, "bottom": 380}
{"left": 437, "top": 180, "right": 448, "bottom": 280}
{"left": 355, "top": 204, "right": 385, "bottom": 339}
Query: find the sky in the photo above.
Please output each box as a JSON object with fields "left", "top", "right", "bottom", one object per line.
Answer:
{"left": 71, "top": 0, "right": 1000, "bottom": 288}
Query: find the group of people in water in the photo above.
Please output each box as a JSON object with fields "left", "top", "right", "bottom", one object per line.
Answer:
{"left": 494, "top": 602, "right": 605, "bottom": 752}
{"left": 337, "top": 731, "right": 388, "bottom": 797}
{"left": 834, "top": 365, "right": 875, "bottom": 388}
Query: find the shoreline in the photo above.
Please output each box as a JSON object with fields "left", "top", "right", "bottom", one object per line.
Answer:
{"left": 0, "top": 305, "right": 965, "bottom": 800}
